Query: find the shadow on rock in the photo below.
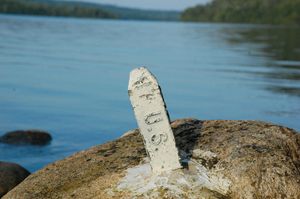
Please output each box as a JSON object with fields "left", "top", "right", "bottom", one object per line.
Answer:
{"left": 0, "top": 161, "right": 30, "bottom": 197}
{"left": 3, "top": 119, "right": 300, "bottom": 199}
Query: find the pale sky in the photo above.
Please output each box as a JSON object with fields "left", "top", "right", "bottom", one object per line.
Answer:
{"left": 70, "top": 0, "right": 211, "bottom": 10}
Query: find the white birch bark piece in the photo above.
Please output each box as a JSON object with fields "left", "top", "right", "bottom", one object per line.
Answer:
{"left": 128, "top": 67, "right": 181, "bottom": 173}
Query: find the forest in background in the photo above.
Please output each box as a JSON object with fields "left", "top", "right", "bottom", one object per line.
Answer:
{"left": 181, "top": 0, "right": 300, "bottom": 25}
{"left": 0, "top": 0, "right": 180, "bottom": 21}
{"left": 0, "top": 0, "right": 116, "bottom": 19}
{"left": 1, "top": 0, "right": 299, "bottom": 25}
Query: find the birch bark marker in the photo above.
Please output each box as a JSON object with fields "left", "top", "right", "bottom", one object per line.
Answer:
{"left": 128, "top": 67, "right": 181, "bottom": 173}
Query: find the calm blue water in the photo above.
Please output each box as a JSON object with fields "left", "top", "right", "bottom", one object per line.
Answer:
{"left": 0, "top": 14, "right": 299, "bottom": 172}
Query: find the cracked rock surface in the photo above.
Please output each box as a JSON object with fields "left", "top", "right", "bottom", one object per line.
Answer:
{"left": 4, "top": 119, "right": 300, "bottom": 199}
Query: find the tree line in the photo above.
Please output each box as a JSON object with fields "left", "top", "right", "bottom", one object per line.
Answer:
{"left": 181, "top": 0, "right": 300, "bottom": 25}
{"left": 0, "top": 0, "right": 116, "bottom": 19}
{"left": 0, "top": 0, "right": 179, "bottom": 21}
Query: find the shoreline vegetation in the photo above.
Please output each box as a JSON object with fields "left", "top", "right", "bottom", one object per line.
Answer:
{"left": 0, "top": 0, "right": 116, "bottom": 19}
{"left": 0, "top": 0, "right": 299, "bottom": 24}
{"left": 0, "top": 0, "right": 179, "bottom": 21}
{"left": 181, "top": 0, "right": 300, "bottom": 25}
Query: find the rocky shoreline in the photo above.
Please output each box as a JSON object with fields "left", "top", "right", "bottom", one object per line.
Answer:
{"left": 3, "top": 118, "right": 300, "bottom": 198}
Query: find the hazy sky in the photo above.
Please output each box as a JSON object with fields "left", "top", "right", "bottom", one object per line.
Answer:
{"left": 73, "top": 0, "right": 211, "bottom": 10}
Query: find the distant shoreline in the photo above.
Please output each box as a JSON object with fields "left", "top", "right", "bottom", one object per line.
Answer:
{"left": 0, "top": 0, "right": 180, "bottom": 21}
{"left": 1, "top": 0, "right": 299, "bottom": 25}
{"left": 181, "top": 0, "right": 300, "bottom": 25}
{"left": 0, "top": 0, "right": 115, "bottom": 19}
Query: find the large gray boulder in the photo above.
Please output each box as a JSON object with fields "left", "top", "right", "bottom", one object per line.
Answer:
{"left": 0, "top": 130, "right": 52, "bottom": 145}
{"left": 3, "top": 119, "right": 300, "bottom": 198}
{"left": 0, "top": 161, "right": 30, "bottom": 197}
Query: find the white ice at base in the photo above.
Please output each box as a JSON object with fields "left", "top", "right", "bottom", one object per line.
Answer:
{"left": 117, "top": 157, "right": 231, "bottom": 198}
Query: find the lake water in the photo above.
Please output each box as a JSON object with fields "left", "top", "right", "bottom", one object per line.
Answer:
{"left": 0, "top": 14, "right": 299, "bottom": 172}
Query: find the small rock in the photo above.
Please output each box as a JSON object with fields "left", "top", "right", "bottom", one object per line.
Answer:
{"left": 0, "top": 161, "right": 30, "bottom": 197}
{"left": 192, "top": 149, "right": 219, "bottom": 169}
{"left": 0, "top": 130, "right": 52, "bottom": 145}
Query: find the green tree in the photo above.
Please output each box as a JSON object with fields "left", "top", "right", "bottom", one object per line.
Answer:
{"left": 0, "top": 0, "right": 117, "bottom": 19}
{"left": 181, "top": 0, "right": 300, "bottom": 25}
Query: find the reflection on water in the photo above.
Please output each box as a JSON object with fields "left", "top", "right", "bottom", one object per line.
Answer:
{"left": 0, "top": 15, "right": 299, "bottom": 171}
{"left": 223, "top": 26, "right": 300, "bottom": 97}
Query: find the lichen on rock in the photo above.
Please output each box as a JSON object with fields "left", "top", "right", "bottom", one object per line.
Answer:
{"left": 3, "top": 119, "right": 300, "bottom": 199}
